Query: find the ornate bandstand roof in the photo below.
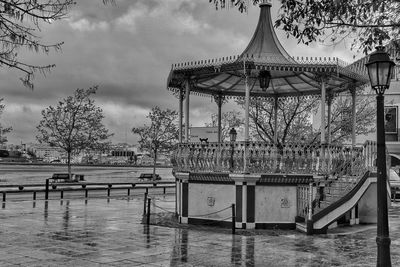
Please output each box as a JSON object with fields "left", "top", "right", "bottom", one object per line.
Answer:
{"left": 167, "top": 1, "right": 369, "bottom": 99}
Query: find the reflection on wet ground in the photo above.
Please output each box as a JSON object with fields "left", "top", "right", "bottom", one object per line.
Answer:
{"left": 0, "top": 196, "right": 399, "bottom": 266}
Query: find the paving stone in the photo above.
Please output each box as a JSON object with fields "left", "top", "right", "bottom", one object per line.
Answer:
{"left": 0, "top": 196, "right": 400, "bottom": 266}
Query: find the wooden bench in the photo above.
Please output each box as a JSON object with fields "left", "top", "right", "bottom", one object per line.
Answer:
{"left": 139, "top": 173, "right": 161, "bottom": 180}
{"left": 49, "top": 173, "right": 85, "bottom": 183}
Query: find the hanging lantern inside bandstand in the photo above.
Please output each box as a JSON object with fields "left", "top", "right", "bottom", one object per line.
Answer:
{"left": 229, "top": 128, "right": 237, "bottom": 142}
{"left": 258, "top": 70, "right": 271, "bottom": 91}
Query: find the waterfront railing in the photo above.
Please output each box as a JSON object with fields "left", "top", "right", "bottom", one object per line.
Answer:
{"left": 0, "top": 181, "right": 175, "bottom": 202}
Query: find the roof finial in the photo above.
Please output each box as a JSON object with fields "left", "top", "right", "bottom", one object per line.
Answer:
{"left": 260, "top": 0, "right": 272, "bottom": 6}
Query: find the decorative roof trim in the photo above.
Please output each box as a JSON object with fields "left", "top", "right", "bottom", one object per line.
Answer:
{"left": 167, "top": 86, "right": 323, "bottom": 100}
{"left": 170, "top": 57, "right": 369, "bottom": 83}
{"left": 188, "top": 172, "right": 234, "bottom": 184}
{"left": 258, "top": 174, "right": 314, "bottom": 185}
{"left": 171, "top": 55, "right": 348, "bottom": 71}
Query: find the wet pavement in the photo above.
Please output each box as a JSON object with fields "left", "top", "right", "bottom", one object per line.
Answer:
{"left": 0, "top": 195, "right": 400, "bottom": 267}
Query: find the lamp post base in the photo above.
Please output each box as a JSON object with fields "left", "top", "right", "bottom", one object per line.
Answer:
{"left": 376, "top": 236, "right": 391, "bottom": 267}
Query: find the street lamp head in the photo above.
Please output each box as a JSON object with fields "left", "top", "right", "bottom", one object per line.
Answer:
{"left": 258, "top": 70, "right": 271, "bottom": 91}
{"left": 229, "top": 127, "right": 237, "bottom": 142}
{"left": 365, "top": 46, "right": 396, "bottom": 95}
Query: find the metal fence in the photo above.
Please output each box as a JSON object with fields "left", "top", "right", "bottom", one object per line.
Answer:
{"left": 0, "top": 181, "right": 175, "bottom": 202}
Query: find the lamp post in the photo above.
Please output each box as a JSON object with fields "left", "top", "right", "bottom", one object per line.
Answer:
{"left": 229, "top": 128, "right": 237, "bottom": 172}
{"left": 365, "top": 45, "right": 395, "bottom": 267}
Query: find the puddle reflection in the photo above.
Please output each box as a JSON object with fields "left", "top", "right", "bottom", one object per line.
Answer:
{"left": 143, "top": 225, "right": 152, "bottom": 249}
{"left": 169, "top": 230, "right": 255, "bottom": 266}
{"left": 245, "top": 236, "right": 255, "bottom": 266}
{"left": 44, "top": 201, "right": 48, "bottom": 221}
{"left": 231, "top": 235, "right": 242, "bottom": 265}
{"left": 62, "top": 200, "right": 70, "bottom": 231}
{"left": 170, "top": 228, "right": 188, "bottom": 265}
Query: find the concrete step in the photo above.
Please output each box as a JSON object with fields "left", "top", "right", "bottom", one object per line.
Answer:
{"left": 296, "top": 222, "right": 307, "bottom": 233}
{"left": 336, "top": 177, "right": 358, "bottom": 182}
{"left": 324, "top": 194, "right": 342, "bottom": 200}
{"left": 318, "top": 199, "right": 335, "bottom": 208}
{"left": 325, "top": 187, "right": 347, "bottom": 193}
{"left": 329, "top": 181, "right": 356, "bottom": 187}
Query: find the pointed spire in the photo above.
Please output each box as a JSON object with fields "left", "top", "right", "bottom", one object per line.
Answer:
{"left": 240, "top": 1, "right": 294, "bottom": 63}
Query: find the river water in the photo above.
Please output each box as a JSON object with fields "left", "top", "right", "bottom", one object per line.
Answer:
{"left": 0, "top": 164, "right": 174, "bottom": 185}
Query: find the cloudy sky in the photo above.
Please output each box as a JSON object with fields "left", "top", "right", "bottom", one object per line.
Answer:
{"left": 1, "top": 0, "right": 361, "bottom": 145}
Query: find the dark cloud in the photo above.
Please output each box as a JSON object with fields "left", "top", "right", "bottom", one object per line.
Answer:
{"left": 0, "top": 1, "right": 357, "bottom": 145}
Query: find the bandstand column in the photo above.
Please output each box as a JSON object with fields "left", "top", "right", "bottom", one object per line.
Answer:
{"left": 350, "top": 87, "right": 357, "bottom": 174}
{"left": 320, "top": 78, "right": 326, "bottom": 171}
{"left": 327, "top": 93, "right": 333, "bottom": 144}
{"left": 179, "top": 89, "right": 184, "bottom": 143}
{"left": 273, "top": 96, "right": 278, "bottom": 145}
{"left": 214, "top": 94, "right": 224, "bottom": 143}
{"left": 244, "top": 68, "right": 250, "bottom": 173}
{"left": 320, "top": 79, "right": 326, "bottom": 144}
{"left": 185, "top": 80, "right": 190, "bottom": 142}
{"left": 351, "top": 88, "right": 357, "bottom": 147}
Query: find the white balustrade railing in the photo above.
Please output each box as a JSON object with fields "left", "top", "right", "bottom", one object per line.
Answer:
{"left": 172, "top": 141, "right": 371, "bottom": 176}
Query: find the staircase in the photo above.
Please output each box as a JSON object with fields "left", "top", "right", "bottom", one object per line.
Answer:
{"left": 296, "top": 171, "right": 375, "bottom": 234}
{"left": 314, "top": 176, "right": 359, "bottom": 214}
{"left": 296, "top": 140, "right": 382, "bottom": 234}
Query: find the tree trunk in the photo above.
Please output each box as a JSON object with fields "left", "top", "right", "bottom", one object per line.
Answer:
{"left": 67, "top": 151, "right": 72, "bottom": 180}
{"left": 152, "top": 149, "right": 157, "bottom": 181}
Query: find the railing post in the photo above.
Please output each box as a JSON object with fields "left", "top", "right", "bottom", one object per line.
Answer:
{"left": 232, "top": 204, "right": 236, "bottom": 235}
{"left": 33, "top": 191, "right": 36, "bottom": 201}
{"left": 327, "top": 144, "right": 331, "bottom": 175}
{"left": 230, "top": 142, "right": 234, "bottom": 172}
{"left": 147, "top": 198, "right": 151, "bottom": 225}
{"left": 320, "top": 144, "right": 326, "bottom": 174}
{"left": 60, "top": 190, "right": 63, "bottom": 199}
{"left": 45, "top": 179, "right": 49, "bottom": 200}
{"left": 308, "top": 182, "right": 313, "bottom": 221}
{"left": 85, "top": 189, "right": 88, "bottom": 198}
{"left": 306, "top": 182, "right": 313, "bottom": 235}
{"left": 2, "top": 192, "right": 5, "bottom": 202}
{"left": 128, "top": 188, "right": 130, "bottom": 196}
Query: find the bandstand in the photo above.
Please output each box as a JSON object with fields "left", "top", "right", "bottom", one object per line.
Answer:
{"left": 167, "top": 0, "right": 380, "bottom": 234}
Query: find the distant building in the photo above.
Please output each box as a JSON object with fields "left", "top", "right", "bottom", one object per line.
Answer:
{"left": 27, "top": 144, "right": 65, "bottom": 162}
{"left": 105, "top": 143, "right": 137, "bottom": 164}
{"left": 311, "top": 44, "right": 400, "bottom": 169}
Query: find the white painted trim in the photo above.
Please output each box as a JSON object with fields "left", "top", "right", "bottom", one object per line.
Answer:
{"left": 175, "top": 172, "right": 189, "bottom": 181}
{"left": 246, "top": 223, "right": 256, "bottom": 229}
{"left": 230, "top": 173, "right": 260, "bottom": 183}
{"left": 255, "top": 221, "right": 293, "bottom": 224}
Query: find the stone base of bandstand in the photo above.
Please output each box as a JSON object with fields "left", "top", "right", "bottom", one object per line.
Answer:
{"left": 174, "top": 171, "right": 314, "bottom": 230}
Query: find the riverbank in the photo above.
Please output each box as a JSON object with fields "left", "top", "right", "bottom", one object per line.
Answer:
{"left": 0, "top": 164, "right": 174, "bottom": 185}
{"left": 0, "top": 161, "right": 172, "bottom": 168}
